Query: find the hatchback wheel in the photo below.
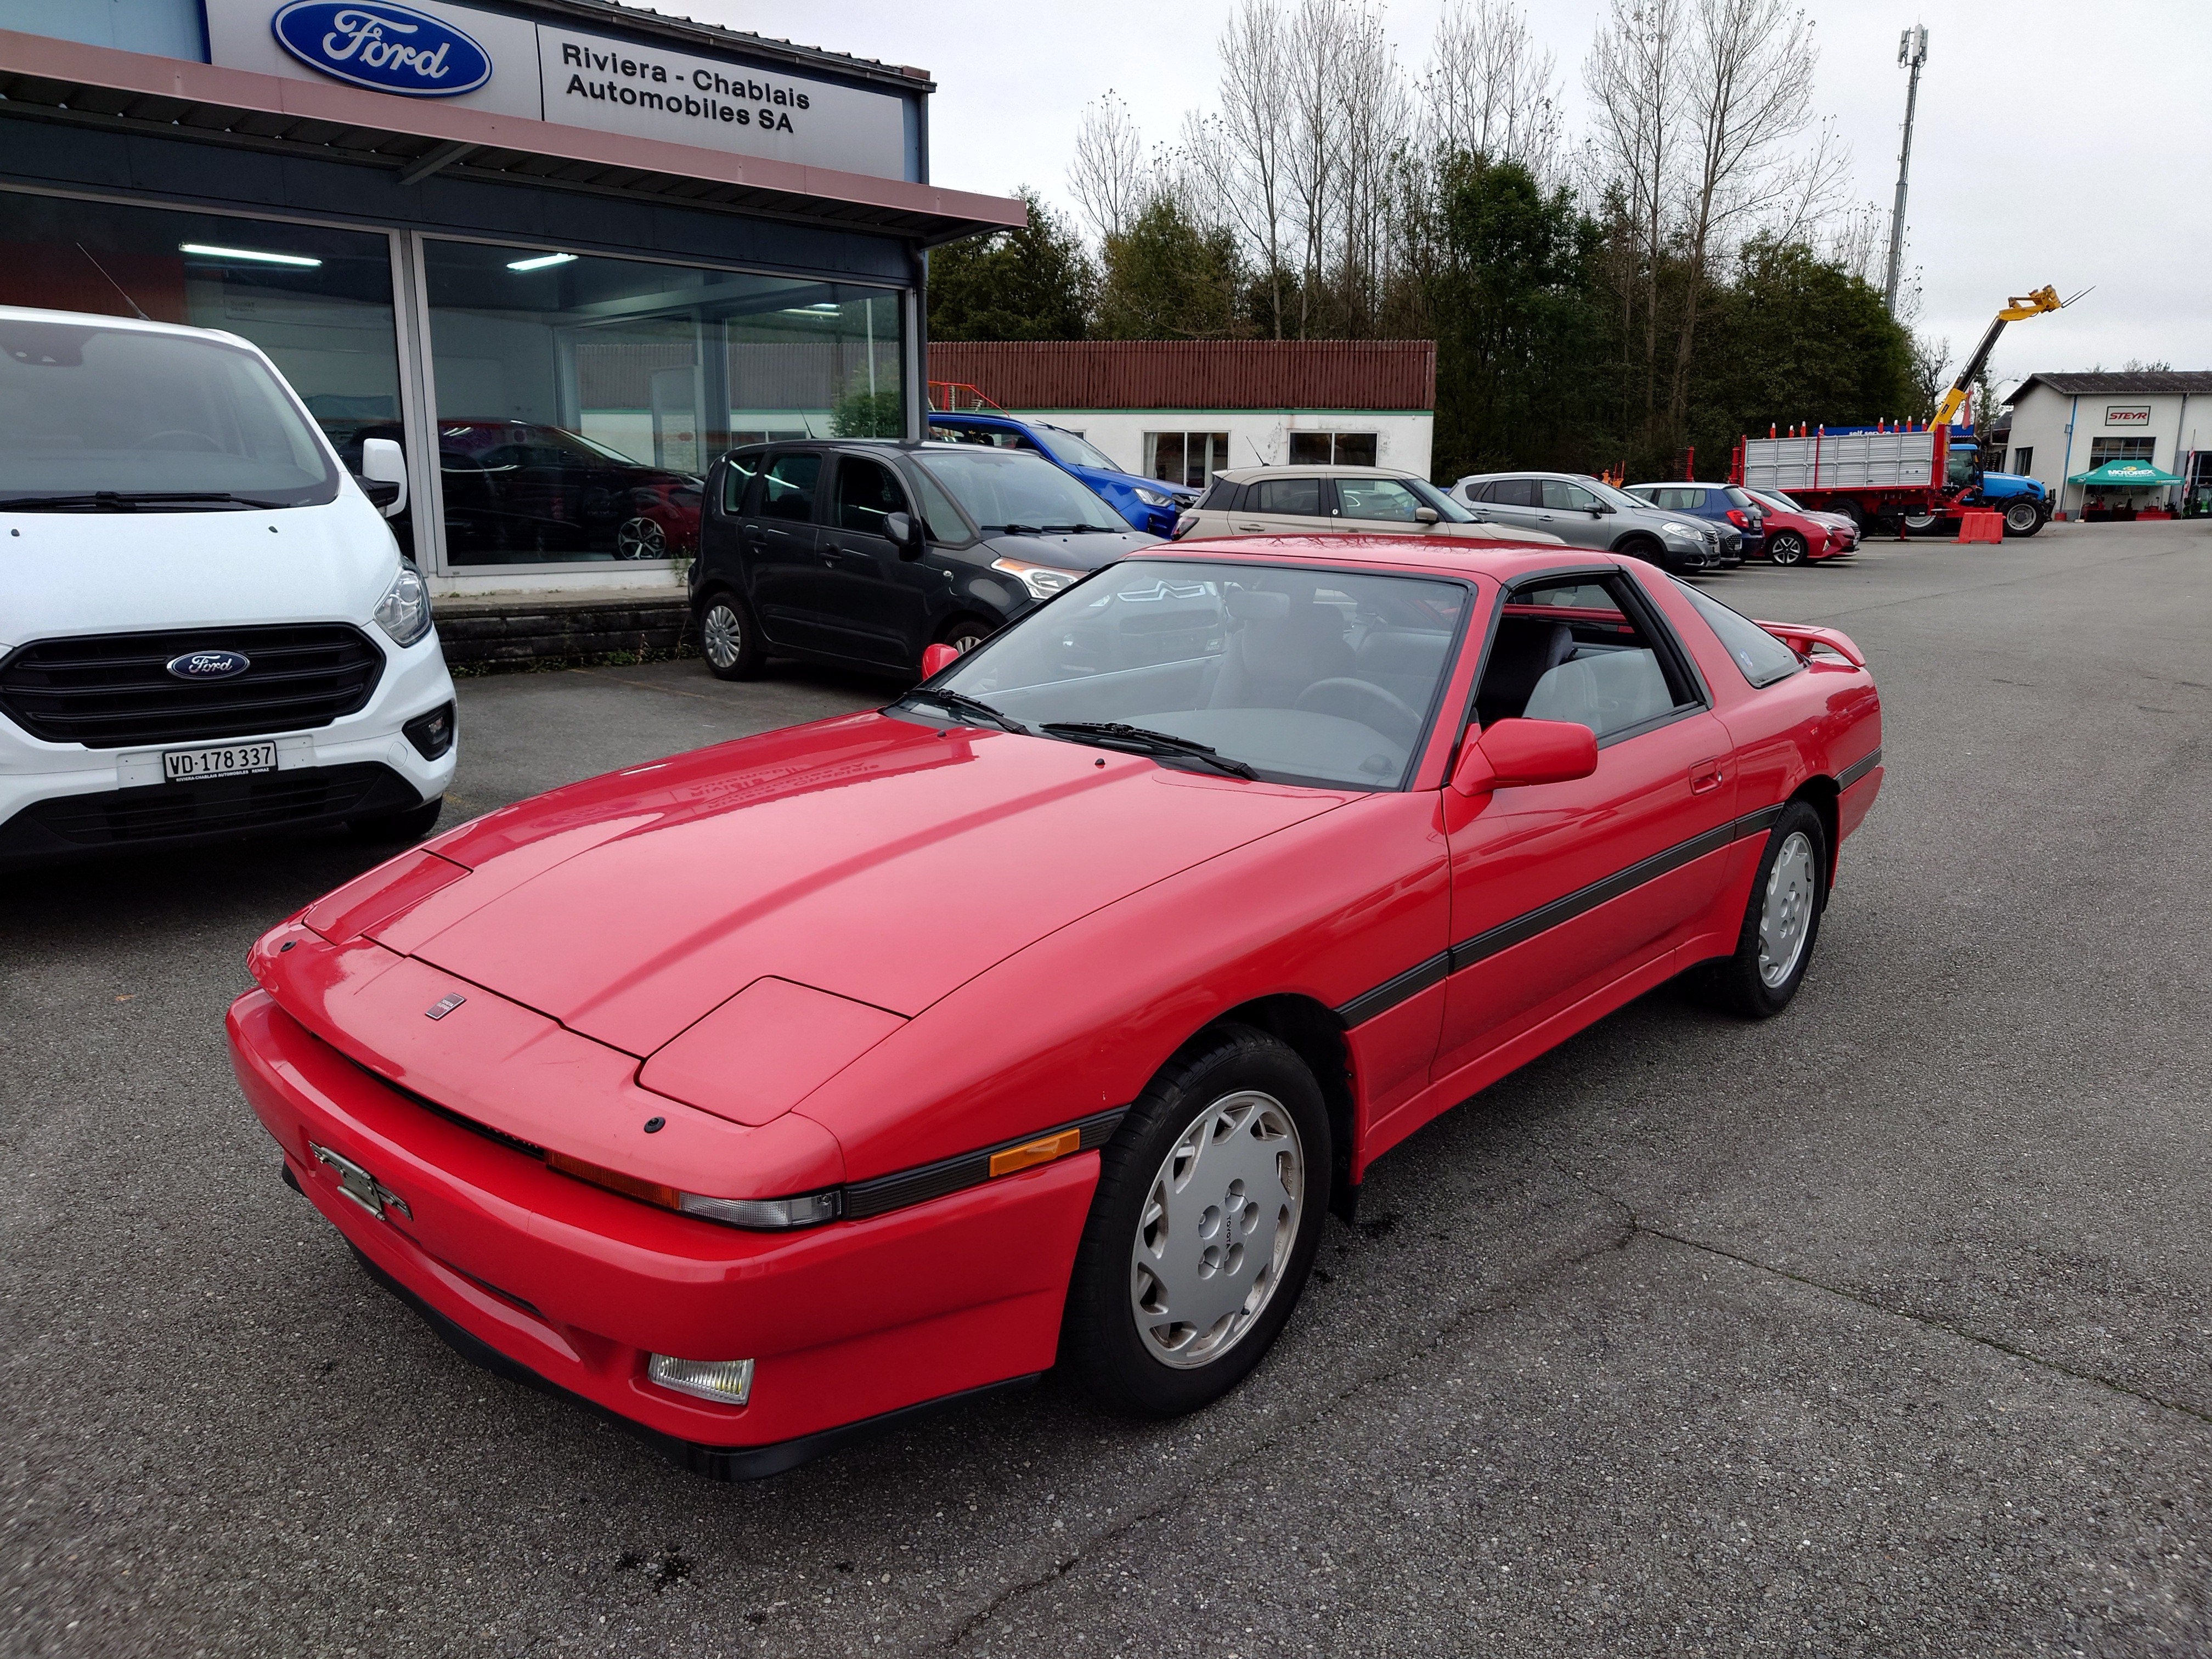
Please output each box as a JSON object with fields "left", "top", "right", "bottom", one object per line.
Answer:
{"left": 1062, "top": 1025, "right": 1330, "bottom": 1416}
{"left": 1706, "top": 800, "right": 1827, "bottom": 1018}
{"left": 698, "top": 591, "right": 764, "bottom": 681}
{"left": 1768, "top": 530, "right": 1809, "bottom": 566}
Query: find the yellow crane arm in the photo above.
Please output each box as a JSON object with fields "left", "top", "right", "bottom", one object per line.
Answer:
{"left": 1934, "top": 285, "right": 2072, "bottom": 429}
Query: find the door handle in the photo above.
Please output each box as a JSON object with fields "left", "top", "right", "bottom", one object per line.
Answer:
{"left": 1234, "top": 522, "right": 1267, "bottom": 532}
{"left": 1690, "top": 761, "right": 1725, "bottom": 794}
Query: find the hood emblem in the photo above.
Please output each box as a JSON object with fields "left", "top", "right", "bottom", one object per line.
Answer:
{"left": 424, "top": 992, "right": 466, "bottom": 1019}
{"left": 166, "top": 649, "right": 251, "bottom": 680}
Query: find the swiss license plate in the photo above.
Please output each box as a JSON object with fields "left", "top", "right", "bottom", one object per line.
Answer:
{"left": 162, "top": 741, "right": 279, "bottom": 782}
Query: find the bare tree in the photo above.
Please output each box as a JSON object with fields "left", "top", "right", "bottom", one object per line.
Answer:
{"left": 1332, "top": 3, "right": 1411, "bottom": 337}
{"left": 1423, "top": 0, "right": 1564, "bottom": 182}
{"left": 1067, "top": 93, "right": 1147, "bottom": 245}
{"left": 1283, "top": 0, "right": 1346, "bottom": 336}
{"left": 1206, "top": 0, "right": 1295, "bottom": 337}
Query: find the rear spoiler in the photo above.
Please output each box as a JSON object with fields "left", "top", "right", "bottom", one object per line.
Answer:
{"left": 1758, "top": 621, "right": 1866, "bottom": 668}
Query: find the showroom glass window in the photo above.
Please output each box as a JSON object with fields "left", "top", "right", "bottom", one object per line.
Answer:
{"left": 422, "top": 240, "right": 904, "bottom": 567}
{"left": 1147, "top": 431, "right": 1231, "bottom": 487}
{"left": 0, "top": 189, "right": 409, "bottom": 551}
{"left": 1287, "top": 431, "right": 1378, "bottom": 466}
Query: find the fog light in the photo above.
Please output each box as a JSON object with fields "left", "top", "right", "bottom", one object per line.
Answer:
{"left": 648, "top": 1354, "right": 754, "bottom": 1406}
{"left": 403, "top": 701, "right": 456, "bottom": 760}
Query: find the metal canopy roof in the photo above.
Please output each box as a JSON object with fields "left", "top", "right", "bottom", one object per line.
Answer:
{"left": 0, "top": 30, "right": 1023, "bottom": 246}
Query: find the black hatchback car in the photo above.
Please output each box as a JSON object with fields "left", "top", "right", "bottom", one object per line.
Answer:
{"left": 690, "top": 439, "right": 1161, "bottom": 679}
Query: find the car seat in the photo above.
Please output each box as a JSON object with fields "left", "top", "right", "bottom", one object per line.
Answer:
{"left": 1474, "top": 620, "right": 1575, "bottom": 725}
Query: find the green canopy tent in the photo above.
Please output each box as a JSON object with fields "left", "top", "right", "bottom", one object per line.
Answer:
{"left": 2067, "top": 457, "right": 2183, "bottom": 521}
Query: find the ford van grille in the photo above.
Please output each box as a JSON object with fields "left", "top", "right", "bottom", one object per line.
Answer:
{"left": 0, "top": 625, "right": 385, "bottom": 748}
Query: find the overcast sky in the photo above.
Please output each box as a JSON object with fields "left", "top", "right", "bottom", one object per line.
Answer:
{"left": 712, "top": 0, "right": 2208, "bottom": 390}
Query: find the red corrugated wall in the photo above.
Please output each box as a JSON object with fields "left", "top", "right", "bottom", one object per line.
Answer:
{"left": 927, "top": 340, "right": 1436, "bottom": 411}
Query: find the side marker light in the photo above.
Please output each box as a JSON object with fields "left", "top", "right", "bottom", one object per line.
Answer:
{"left": 989, "top": 1128, "right": 1082, "bottom": 1178}
{"left": 648, "top": 1355, "right": 754, "bottom": 1406}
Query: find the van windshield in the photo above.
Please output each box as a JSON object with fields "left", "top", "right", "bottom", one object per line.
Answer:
{"left": 0, "top": 319, "right": 340, "bottom": 509}
{"left": 912, "top": 447, "right": 1131, "bottom": 534}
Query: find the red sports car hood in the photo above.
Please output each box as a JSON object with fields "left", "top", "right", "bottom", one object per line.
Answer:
{"left": 362, "top": 713, "right": 1348, "bottom": 1058}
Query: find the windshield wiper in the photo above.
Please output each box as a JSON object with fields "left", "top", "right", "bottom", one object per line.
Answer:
{"left": 1038, "top": 721, "right": 1257, "bottom": 779}
{"left": 899, "top": 686, "right": 1029, "bottom": 733}
{"left": 0, "top": 490, "right": 291, "bottom": 511}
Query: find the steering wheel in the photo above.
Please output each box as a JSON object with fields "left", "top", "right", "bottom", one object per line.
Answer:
{"left": 1293, "top": 677, "right": 1425, "bottom": 743}
{"left": 140, "top": 429, "right": 224, "bottom": 452}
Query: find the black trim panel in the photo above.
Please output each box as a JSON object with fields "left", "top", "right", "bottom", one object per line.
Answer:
{"left": 842, "top": 1108, "right": 1127, "bottom": 1221}
{"left": 342, "top": 1234, "right": 1037, "bottom": 1482}
{"left": 1336, "top": 951, "right": 1452, "bottom": 1028}
{"left": 1837, "top": 746, "right": 1883, "bottom": 789}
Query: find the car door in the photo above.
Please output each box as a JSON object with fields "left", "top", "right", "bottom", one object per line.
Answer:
{"left": 814, "top": 452, "right": 934, "bottom": 669}
{"left": 1334, "top": 475, "right": 1447, "bottom": 536}
{"left": 1538, "top": 478, "right": 1613, "bottom": 550}
{"left": 1227, "top": 473, "right": 1333, "bottom": 535}
{"left": 1474, "top": 476, "right": 1547, "bottom": 537}
{"left": 743, "top": 449, "right": 830, "bottom": 649}
{"left": 1428, "top": 570, "right": 1740, "bottom": 1089}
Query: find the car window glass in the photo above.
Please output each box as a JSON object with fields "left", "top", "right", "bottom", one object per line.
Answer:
{"left": 1252, "top": 477, "right": 1324, "bottom": 515}
{"left": 723, "top": 451, "right": 761, "bottom": 514}
{"left": 835, "top": 455, "right": 907, "bottom": 535}
{"left": 1723, "top": 487, "right": 1757, "bottom": 509}
{"left": 1541, "top": 479, "right": 1598, "bottom": 511}
{"left": 911, "top": 464, "right": 970, "bottom": 543}
{"left": 926, "top": 559, "right": 1470, "bottom": 791}
{"left": 1670, "top": 578, "right": 1804, "bottom": 688}
{"left": 1476, "top": 575, "right": 1697, "bottom": 740}
{"left": 1650, "top": 486, "right": 1696, "bottom": 510}
{"left": 1489, "top": 477, "right": 1539, "bottom": 507}
{"left": 759, "top": 452, "right": 821, "bottom": 522}
{"left": 1336, "top": 478, "right": 1424, "bottom": 521}
{"left": 1198, "top": 477, "right": 1238, "bottom": 510}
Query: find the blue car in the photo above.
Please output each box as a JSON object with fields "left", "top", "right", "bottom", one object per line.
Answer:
{"left": 1624, "top": 481, "right": 1759, "bottom": 563}
{"left": 926, "top": 411, "right": 1197, "bottom": 537}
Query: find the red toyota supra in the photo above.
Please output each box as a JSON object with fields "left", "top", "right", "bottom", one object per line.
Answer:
{"left": 228, "top": 537, "right": 1882, "bottom": 1477}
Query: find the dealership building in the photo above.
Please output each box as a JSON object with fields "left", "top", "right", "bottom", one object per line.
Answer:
{"left": 2000, "top": 370, "right": 2212, "bottom": 518}
{"left": 0, "top": 2, "right": 1020, "bottom": 592}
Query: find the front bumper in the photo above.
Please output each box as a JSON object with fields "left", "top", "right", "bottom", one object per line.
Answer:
{"left": 227, "top": 989, "right": 1094, "bottom": 1469}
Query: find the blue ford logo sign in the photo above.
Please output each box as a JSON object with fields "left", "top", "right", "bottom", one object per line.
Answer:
{"left": 166, "top": 650, "right": 253, "bottom": 681}
{"left": 270, "top": 1, "right": 492, "bottom": 97}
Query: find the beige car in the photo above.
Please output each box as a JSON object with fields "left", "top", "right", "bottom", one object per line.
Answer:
{"left": 1173, "top": 465, "right": 1561, "bottom": 544}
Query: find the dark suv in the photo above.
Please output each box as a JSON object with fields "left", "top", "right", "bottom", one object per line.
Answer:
{"left": 689, "top": 439, "right": 1159, "bottom": 679}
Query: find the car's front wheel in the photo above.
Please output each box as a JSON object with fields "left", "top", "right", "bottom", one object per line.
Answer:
{"left": 1767, "top": 529, "right": 1809, "bottom": 566}
{"left": 1061, "top": 1025, "right": 1330, "bottom": 1416}
{"left": 1706, "top": 800, "right": 1827, "bottom": 1018}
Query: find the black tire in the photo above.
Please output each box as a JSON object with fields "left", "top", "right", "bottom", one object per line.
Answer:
{"left": 1834, "top": 500, "right": 1867, "bottom": 538}
{"left": 346, "top": 795, "right": 443, "bottom": 844}
{"left": 1705, "top": 800, "right": 1827, "bottom": 1018}
{"left": 1767, "top": 529, "right": 1809, "bottom": 566}
{"left": 1060, "top": 1024, "right": 1331, "bottom": 1417}
{"left": 938, "top": 615, "right": 997, "bottom": 656}
{"left": 697, "top": 589, "right": 764, "bottom": 681}
{"left": 2002, "top": 499, "right": 2045, "bottom": 537}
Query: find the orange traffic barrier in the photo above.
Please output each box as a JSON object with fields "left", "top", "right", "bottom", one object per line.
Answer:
{"left": 1960, "top": 510, "right": 2004, "bottom": 544}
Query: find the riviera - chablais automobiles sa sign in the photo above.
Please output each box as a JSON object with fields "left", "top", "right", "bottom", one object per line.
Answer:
{"left": 269, "top": 0, "right": 493, "bottom": 97}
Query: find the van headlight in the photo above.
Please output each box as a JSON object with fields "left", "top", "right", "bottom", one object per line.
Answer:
{"left": 991, "top": 558, "right": 1084, "bottom": 600}
{"left": 372, "top": 560, "right": 433, "bottom": 648}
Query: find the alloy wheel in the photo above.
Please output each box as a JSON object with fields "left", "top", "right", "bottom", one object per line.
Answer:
{"left": 702, "top": 602, "right": 744, "bottom": 670}
{"left": 1758, "top": 830, "right": 1817, "bottom": 988}
{"left": 1128, "top": 1090, "right": 1305, "bottom": 1370}
{"left": 616, "top": 516, "right": 667, "bottom": 560}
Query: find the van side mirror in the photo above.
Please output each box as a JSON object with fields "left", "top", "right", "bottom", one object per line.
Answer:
{"left": 883, "top": 510, "right": 919, "bottom": 554}
{"left": 1449, "top": 718, "right": 1599, "bottom": 796}
{"left": 359, "top": 437, "right": 408, "bottom": 518}
{"left": 920, "top": 642, "right": 962, "bottom": 679}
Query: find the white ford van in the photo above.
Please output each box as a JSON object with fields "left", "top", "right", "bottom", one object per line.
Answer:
{"left": 0, "top": 306, "right": 456, "bottom": 866}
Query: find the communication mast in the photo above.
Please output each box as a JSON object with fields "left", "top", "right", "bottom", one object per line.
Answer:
{"left": 1883, "top": 25, "right": 1928, "bottom": 315}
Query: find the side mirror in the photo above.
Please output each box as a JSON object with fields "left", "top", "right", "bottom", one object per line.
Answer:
{"left": 359, "top": 437, "right": 408, "bottom": 518}
{"left": 883, "top": 510, "right": 920, "bottom": 555}
{"left": 1449, "top": 718, "right": 1599, "bottom": 796}
{"left": 919, "top": 642, "right": 962, "bottom": 678}
{"left": 1590, "top": 503, "right": 1611, "bottom": 516}
{"left": 1413, "top": 505, "right": 1440, "bottom": 525}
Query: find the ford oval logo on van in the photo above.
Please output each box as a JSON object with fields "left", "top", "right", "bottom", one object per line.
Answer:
{"left": 270, "top": 1, "right": 492, "bottom": 97}
{"left": 166, "top": 650, "right": 253, "bottom": 681}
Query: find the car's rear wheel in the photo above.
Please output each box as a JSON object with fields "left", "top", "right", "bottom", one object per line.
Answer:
{"left": 1060, "top": 1024, "right": 1330, "bottom": 1416}
{"left": 1706, "top": 800, "right": 1827, "bottom": 1018}
{"left": 1767, "top": 530, "right": 1809, "bottom": 566}
{"left": 698, "top": 590, "right": 764, "bottom": 681}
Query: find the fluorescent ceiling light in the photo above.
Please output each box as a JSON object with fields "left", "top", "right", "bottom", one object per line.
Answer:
{"left": 507, "top": 252, "right": 578, "bottom": 272}
{"left": 179, "top": 242, "right": 322, "bottom": 268}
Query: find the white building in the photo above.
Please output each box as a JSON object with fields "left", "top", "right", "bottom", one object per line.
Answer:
{"left": 2001, "top": 371, "right": 2212, "bottom": 518}
{"left": 927, "top": 341, "right": 1435, "bottom": 486}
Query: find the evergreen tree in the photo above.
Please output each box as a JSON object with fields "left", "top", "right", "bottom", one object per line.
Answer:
{"left": 1093, "top": 198, "right": 1247, "bottom": 341}
{"left": 928, "top": 188, "right": 1092, "bottom": 342}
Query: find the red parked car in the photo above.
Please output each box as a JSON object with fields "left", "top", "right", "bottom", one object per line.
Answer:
{"left": 228, "top": 537, "right": 1883, "bottom": 1477}
{"left": 1741, "top": 486, "right": 1858, "bottom": 566}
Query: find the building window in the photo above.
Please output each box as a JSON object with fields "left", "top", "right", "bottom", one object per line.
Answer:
{"left": 1147, "top": 431, "right": 1231, "bottom": 487}
{"left": 2087, "top": 437, "right": 2155, "bottom": 469}
{"left": 422, "top": 238, "right": 902, "bottom": 567}
{"left": 2011, "top": 446, "right": 2032, "bottom": 476}
{"left": 0, "top": 188, "right": 410, "bottom": 554}
{"left": 1288, "top": 431, "right": 1378, "bottom": 466}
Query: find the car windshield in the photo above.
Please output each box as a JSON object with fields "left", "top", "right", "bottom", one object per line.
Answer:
{"left": 0, "top": 318, "right": 339, "bottom": 507}
{"left": 1403, "top": 477, "right": 1477, "bottom": 522}
{"left": 1586, "top": 479, "right": 1651, "bottom": 512}
{"left": 912, "top": 447, "right": 1131, "bottom": 533}
{"left": 1034, "top": 425, "right": 1120, "bottom": 471}
{"left": 911, "top": 558, "right": 1470, "bottom": 790}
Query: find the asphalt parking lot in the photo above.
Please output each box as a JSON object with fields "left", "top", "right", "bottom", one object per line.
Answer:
{"left": 4, "top": 521, "right": 2209, "bottom": 1657}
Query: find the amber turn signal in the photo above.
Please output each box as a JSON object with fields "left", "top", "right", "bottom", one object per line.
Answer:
{"left": 989, "top": 1128, "right": 1081, "bottom": 1178}
{"left": 546, "top": 1149, "right": 680, "bottom": 1209}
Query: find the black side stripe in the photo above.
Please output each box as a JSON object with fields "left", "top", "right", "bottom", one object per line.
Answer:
{"left": 1838, "top": 746, "right": 1883, "bottom": 789}
{"left": 1335, "top": 805, "right": 1790, "bottom": 1028}
{"left": 842, "top": 1108, "right": 1127, "bottom": 1221}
